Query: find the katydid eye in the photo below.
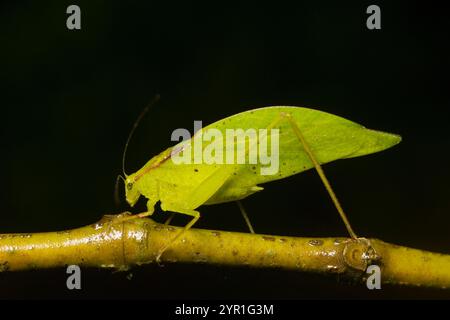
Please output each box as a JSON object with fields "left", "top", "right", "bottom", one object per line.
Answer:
{"left": 127, "top": 182, "right": 133, "bottom": 190}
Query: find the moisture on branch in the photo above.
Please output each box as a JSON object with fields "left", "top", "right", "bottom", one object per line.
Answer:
{"left": 0, "top": 212, "right": 449, "bottom": 289}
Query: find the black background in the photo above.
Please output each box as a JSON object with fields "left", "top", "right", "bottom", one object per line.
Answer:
{"left": 1, "top": 1, "right": 449, "bottom": 299}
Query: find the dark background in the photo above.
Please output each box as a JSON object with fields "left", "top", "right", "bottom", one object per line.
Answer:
{"left": 1, "top": 1, "right": 449, "bottom": 299}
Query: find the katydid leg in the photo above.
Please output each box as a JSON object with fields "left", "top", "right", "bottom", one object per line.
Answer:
{"left": 262, "top": 112, "right": 358, "bottom": 239}
{"left": 164, "top": 213, "right": 175, "bottom": 225}
{"left": 236, "top": 201, "right": 255, "bottom": 234}
{"left": 279, "top": 112, "right": 358, "bottom": 239}
{"left": 157, "top": 205, "right": 200, "bottom": 262}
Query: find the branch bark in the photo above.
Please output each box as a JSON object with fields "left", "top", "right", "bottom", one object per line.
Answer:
{"left": 1, "top": 213, "right": 449, "bottom": 289}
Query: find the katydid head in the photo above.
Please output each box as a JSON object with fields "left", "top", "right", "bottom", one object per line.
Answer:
{"left": 124, "top": 174, "right": 140, "bottom": 207}
{"left": 115, "top": 95, "right": 160, "bottom": 207}
{"left": 114, "top": 174, "right": 140, "bottom": 207}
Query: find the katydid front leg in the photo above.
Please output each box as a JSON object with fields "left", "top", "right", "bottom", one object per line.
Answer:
{"left": 108, "top": 199, "right": 156, "bottom": 224}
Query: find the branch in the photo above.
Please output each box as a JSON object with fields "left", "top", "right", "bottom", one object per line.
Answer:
{"left": 1, "top": 213, "right": 449, "bottom": 289}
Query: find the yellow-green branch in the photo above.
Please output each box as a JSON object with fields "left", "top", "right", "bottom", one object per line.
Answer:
{"left": 0, "top": 213, "right": 449, "bottom": 289}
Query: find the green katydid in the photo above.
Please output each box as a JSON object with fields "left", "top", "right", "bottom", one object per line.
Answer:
{"left": 116, "top": 101, "right": 401, "bottom": 262}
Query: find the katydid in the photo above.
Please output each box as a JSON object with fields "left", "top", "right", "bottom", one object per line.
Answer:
{"left": 117, "top": 104, "right": 401, "bottom": 262}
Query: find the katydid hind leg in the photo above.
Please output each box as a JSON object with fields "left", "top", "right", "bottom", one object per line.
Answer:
{"left": 229, "top": 111, "right": 356, "bottom": 237}
{"left": 279, "top": 112, "right": 358, "bottom": 239}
